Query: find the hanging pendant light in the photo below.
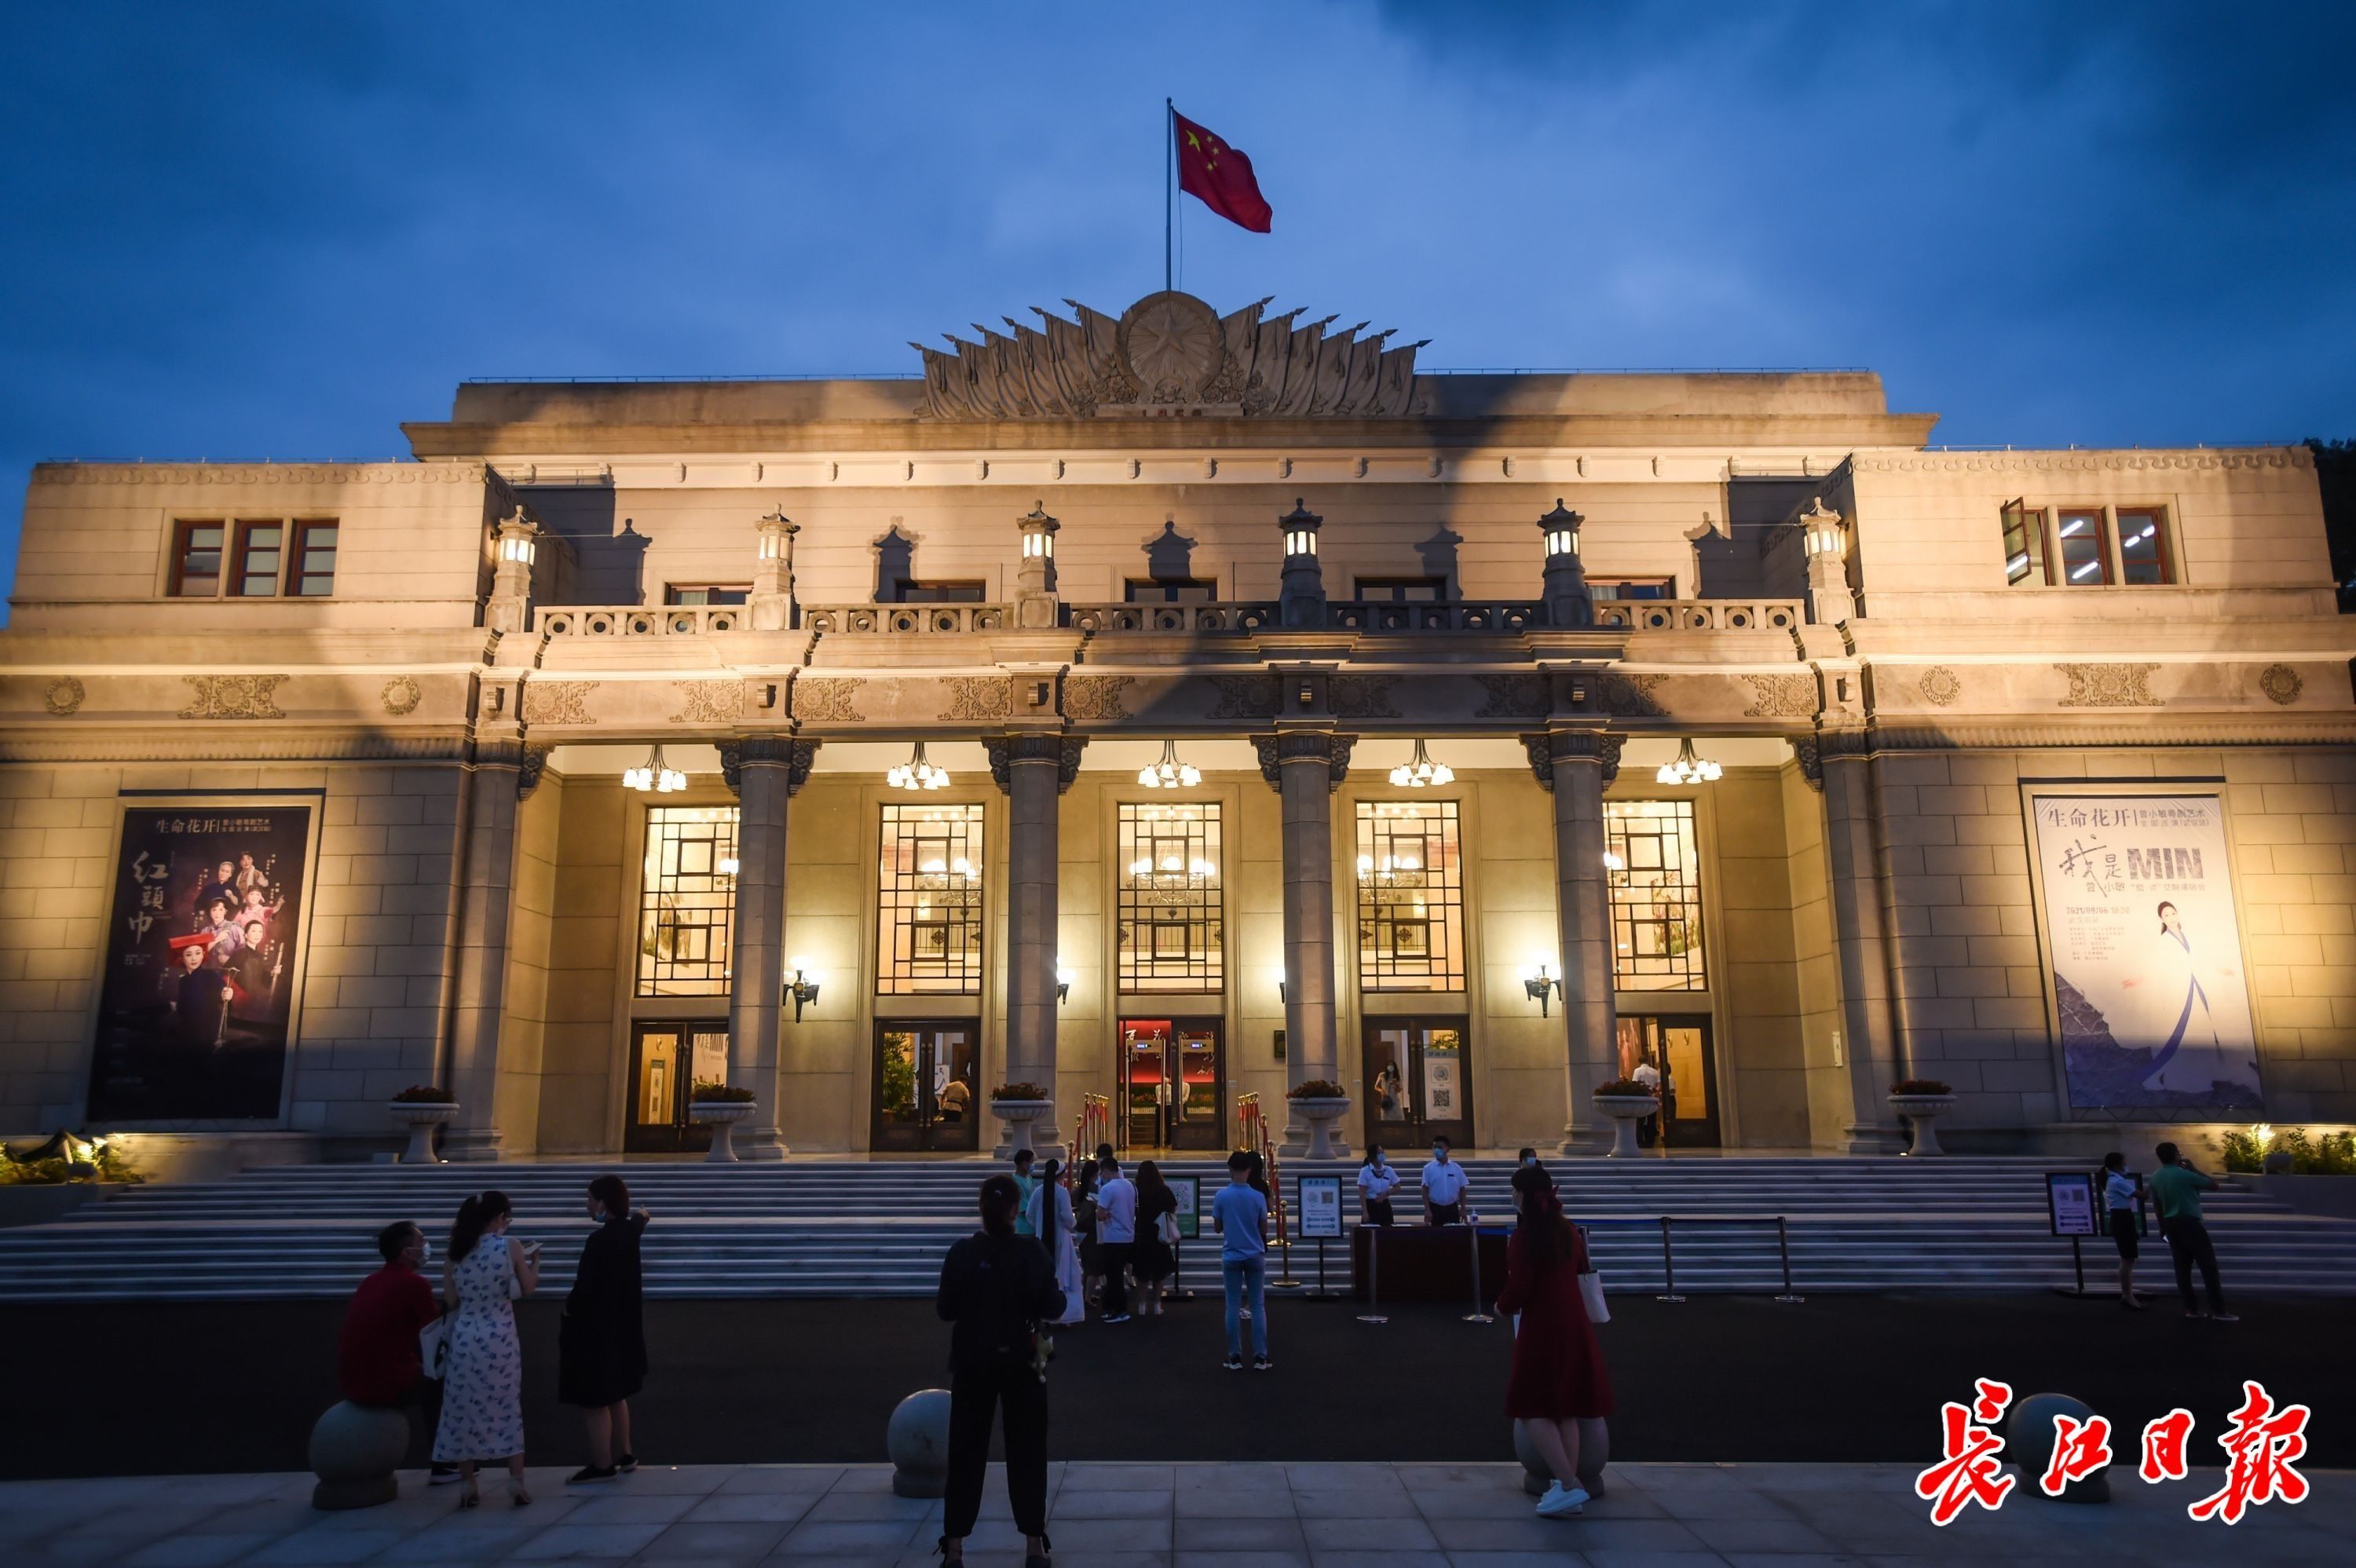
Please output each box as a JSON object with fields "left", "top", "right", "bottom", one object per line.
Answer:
{"left": 1389, "top": 739, "right": 1454, "bottom": 788}
{"left": 1655, "top": 736, "right": 1723, "bottom": 785}
{"left": 624, "top": 744, "right": 688, "bottom": 793}
{"left": 887, "top": 741, "right": 951, "bottom": 791}
{"left": 1136, "top": 739, "right": 1202, "bottom": 789}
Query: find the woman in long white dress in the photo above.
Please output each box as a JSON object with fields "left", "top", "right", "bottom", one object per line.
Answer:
{"left": 433, "top": 1190, "right": 540, "bottom": 1508}
{"left": 2129, "top": 902, "right": 2252, "bottom": 1096}
{"left": 1026, "top": 1157, "right": 1085, "bottom": 1326}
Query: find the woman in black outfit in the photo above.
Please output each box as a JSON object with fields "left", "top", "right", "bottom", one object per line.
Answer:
{"left": 559, "top": 1174, "right": 649, "bottom": 1483}
{"left": 937, "top": 1174, "right": 1064, "bottom": 1568}
{"left": 1131, "top": 1160, "right": 1179, "bottom": 1317}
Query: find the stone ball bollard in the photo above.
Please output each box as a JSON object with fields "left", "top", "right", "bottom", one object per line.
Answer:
{"left": 2007, "top": 1392, "right": 2111, "bottom": 1505}
{"left": 888, "top": 1388, "right": 953, "bottom": 1498}
{"left": 309, "top": 1400, "right": 412, "bottom": 1510}
{"left": 1512, "top": 1416, "right": 1608, "bottom": 1498}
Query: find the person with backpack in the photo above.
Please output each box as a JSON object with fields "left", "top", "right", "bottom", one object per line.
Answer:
{"left": 935, "top": 1175, "right": 1063, "bottom": 1568}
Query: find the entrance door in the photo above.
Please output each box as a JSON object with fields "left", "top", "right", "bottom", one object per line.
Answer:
{"left": 1118, "top": 1017, "right": 1225, "bottom": 1150}
{"left": 873, "top": 1021, "right": 980, "bottom": 1152}
{"left": 626, "top": 1022, "right": 730, "bottom": 1153}
{"left": 1362, "top": 1018, "right": 1473, "bottom": 1152}
{"left": 1615, "top": 1014, "right": 1721, "bottom": 1148}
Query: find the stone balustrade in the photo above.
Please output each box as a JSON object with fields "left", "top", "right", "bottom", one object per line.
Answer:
{"left": 801, "top": 603, "right": 1009, "bottom": 634}
{"left": 537, "top": 604, "right": 746, "bottom": 638}
{"left": 1594, "top": 598, "right": 1802, "bottom": 632}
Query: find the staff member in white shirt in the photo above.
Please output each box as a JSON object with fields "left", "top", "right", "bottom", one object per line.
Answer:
{"left": 1631, "top": 1059, "right": 1663, "bottom": 1148}
{"left": 1421, "top": 1136, "right": 1470, "bottom": 1226}
{"left": 1357, "top": 1146, "right": 1402, "bottom": 1226}
{"left": 2102, "top": 1150, "right": 2146, "bottom": 1311}
{"left": 1095, "top": 1157, "right": 1139, "bottom": 1323}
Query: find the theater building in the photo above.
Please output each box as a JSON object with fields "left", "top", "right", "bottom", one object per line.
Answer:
{"left": 3, "top": 289, "right": 2351, "bottom": 1168}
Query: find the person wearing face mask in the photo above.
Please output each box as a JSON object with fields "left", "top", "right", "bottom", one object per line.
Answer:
{"left": 1421, "top": 1135, "right": 1469, "bottom": 1226}
{"left": 1357, "top": 1146, "right": 1401, "bottom": 1226}
{"left": 338, "top": 1220, "right": 459, "bottom": 1485}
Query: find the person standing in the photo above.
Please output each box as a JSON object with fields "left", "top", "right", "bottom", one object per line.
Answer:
{"left": 336, "top": 1220, "right": 458, "bottom": 1484}
{"left": 2102, "top": 1152, "right": 2146, "bottom": 1311}
{"left": 1630, "top": 1058, "right": 1662, "bottom": 1147}
{"left": 561, "top": 1175, "right": 650, "bottom": 1483}
{"left": 1421, "top": 1135, "right": 1469, "bottom": 1226}
{"left": 1132, "top": 1160, "right": 1179, "bottom": 1317}
{"left": 1213, "top": 1150, "right": 1271, "bottom": 1371}
{"left": 936, "top": 1175, "right": 1063, "bottom": 1568}
{"left": 1357, "top": 1146, "right": 1401, "bottom": 1226}
{"left": 1494, "top": 1165, "right": 1615, "bottom": 1519}
{"left": 2150, "top": 1142, "right": 2236, "bottom": 1321}
{"left": 1095, "top": 1157, "right": 1138, "bottom": 1323}
{"left": 1074, "top": 1159, "right": 1103, "bottom": 1314}
{"left": 1027, "top": 1158, "right": 1085, "bottom": 1327}
{"left": 1011, "top": 1149, "right": 1039, "bottom": 1239}
{"left": 434, "top": 1190, "right": 539, "bottom": 1508}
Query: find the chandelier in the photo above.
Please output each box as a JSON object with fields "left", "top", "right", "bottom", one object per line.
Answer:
{"left": 623, "top": 745, "right": 687, "bottom": 794}
{"left": 887, "top": 742, "right": 951, "bottom": 791}
{"left": 1655, "top": 736, "right": 1723, "bottom": 785}
{"left": 1137, "top": 740, "right": 1201, "bottom": 790}
{"left": 1129, "top": 853, "right": 1217, "bottom": 881}
{"left": 1388, "top": 739, "right": 1453, "bottom": 788}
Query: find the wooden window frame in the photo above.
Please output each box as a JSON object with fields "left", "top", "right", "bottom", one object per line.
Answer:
{"left": 231, "top": 520, "right": 288, "bottom": 598}
{"left": 2000, "top": 500, "right": 2050, "bottom": 587}
{"left": 167, "top": 519, "right": 229, "bottom": 598}
{"left": 664, "top": 583, "right": 752, "bottom": 606}
{"left": 291, "top": 520, "right": 339, "bottom": 598}
{"left": 2004, "top": 502, "right": 2180, "bottom": 589}
{"left": 2113, "top": 506, "right": 2175, "bottom": 586}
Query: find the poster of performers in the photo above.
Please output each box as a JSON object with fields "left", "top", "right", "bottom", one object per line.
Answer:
{"left": 87, "top": 805, "right": 314, "bottom": 1121}
{"left": 2029, "top": 791, "right": 2263, "bottom": 1113}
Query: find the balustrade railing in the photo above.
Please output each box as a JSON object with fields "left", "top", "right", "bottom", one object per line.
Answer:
{"left": 537, "top": 605, "right": 744, "bottom": 637}
{"left": 1066, "top": 602, "right": 1278, "bottom": 634}
{"left": 1593, "top": 598, "right": 1802, "bottom": 632}
{"left": 801, "top": 603, "right": 1010, "bottom": 634}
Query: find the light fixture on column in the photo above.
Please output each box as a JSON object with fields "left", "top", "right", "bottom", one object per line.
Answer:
{"left": 1655, "top": 736, "right": 1722, "bottom": 785}
{"left": 1388, "top": 740, "right": 1454, "bottom": 788}
{"left": 786, "top": 956, "right": 821, "bottom": 1021}
{"left": 887, "top": 742, "right": 950, "bottom": 791}
{"left": 1056, "top": 963, "right": 1074, "bottom": 1004}
{"left": 623, "top": 745, "right": 688, "bottom": 793}
{"left": 718, "top": 852, "right": 741, "bottom": 876}
{"left": 1523, "top": 960, "right": 1563, "bottom": 1018}
{"left": 1275, "top": 964, "right": 1287, "bottom": 1004}
{"left": 1602, "top": 848, "right": 1626, "bottom": 872}
{"left": 1137, "top": 740, "right": 1202, "bottom": 789}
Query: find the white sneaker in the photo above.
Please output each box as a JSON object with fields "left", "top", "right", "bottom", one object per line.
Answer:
{"left": 1535, "top": 1482, "right": 1589, "bottom": 1518}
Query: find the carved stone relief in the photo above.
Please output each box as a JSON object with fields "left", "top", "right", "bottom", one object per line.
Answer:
{"left": 1740, "top": 673, "right": 1819, "bottom": 720}
{"left": 379, "top": 676, "right": 423, "bottom": 717}
{"left": 2055, "top": 663, "right": 2163, "bottom": 709}
{"left": 1794, "top": 737, "right": 1824, "bottom": 791}
{"left": 521, "top": 681, "right": 597, "bottom": 726}
{"left": 1918, "top": 667, "right": 1963, "bottom": 708}
{"left": 983, "top": 733, "right": 1088, "bottom": 794}
{"left": 1597, "top": 674, "right": 1669, "bottom": 718}
{"left": 939, "top": 677, "right": 1012, "bottom": 722}
{"left": 180, "top": 674, "right": 287, "bottom": 720}
{"left": 1205, "top": 674, "right": 1280, "bottom": 721}
{"left": 1062, "top": 674, "right": 1134, "bottom": 722}
{"left": 792, "top": 678, "right": 865, "bottom": 724}
{"left": 43, "top": 677, "right": 85, "bottom": 717}
{"left": 518, "top": 744, "right": 551, "bottom": 800}
{"left": 2259, "top": 664, "right": 2305, "bottom": 706}
{"left": 719, "top": 736, "right": 821, "bottom": 798}
{"left": 1474, "top": 674, "right": 1550, "bottom": 721}
{"left": 1250, "top": 731, "right": 1355, "bottom": 793}
{"left": 1330, "top": 675, "right": 1400, "bottom": 720}
{"left": 1520, "top": 730, "right": 1622, "bottom": 793}
{"left": 670, "top": 682, "right": 741, "bottom": 725}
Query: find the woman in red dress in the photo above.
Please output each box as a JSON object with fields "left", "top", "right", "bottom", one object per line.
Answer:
{"left": 1493, "top": 1165, "right": 1614, "bottom": 1519}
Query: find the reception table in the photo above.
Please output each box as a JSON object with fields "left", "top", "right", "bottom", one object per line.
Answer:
{"left": 1350, "top": 1223, "right": 1512, "bottom": 1307}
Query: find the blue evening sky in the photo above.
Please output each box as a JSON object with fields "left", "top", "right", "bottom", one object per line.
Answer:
{"left": 3, "top": 2, "right": 2351, "bottom": 603}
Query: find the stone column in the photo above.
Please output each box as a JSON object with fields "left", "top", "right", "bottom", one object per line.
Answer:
{"left": 442, "top": 742, "right": 526, "bottom": 1161}
{"left": 1257, "top": 729, "right": 1354, "bottom": 1156}
{"left": 990, "top": 733, "right": 1082, "bottom": 1149}
{"left": 1819, "top": 742, "right": 1907, "bottom": 1152}
{"left": 723, "top": 736, "right": 817, "bottom": 1160}
{"left": 1529, "top": 729, "right": 1622, "bottom": 1154}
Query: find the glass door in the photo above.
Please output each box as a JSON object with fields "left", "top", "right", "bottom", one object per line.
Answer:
{"left": 873, "top": 1021, "right": 980, "bottom": 1152}
{"left": 1119, "top": 1017, "right": 1225, "bottom": 1150}
{"left": 1361, "top": 1018, "right": 1473, "bottom": 1153}
{"left": 1615, "top": 1014, "right": 1720, "bottom": 1148}
{"left": 626, "top": 1022, "right": 730, "bottom": 1153}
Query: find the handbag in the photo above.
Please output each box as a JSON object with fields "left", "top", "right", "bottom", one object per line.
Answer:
{"left": 419, "top": 1309, "right": 451, "bottom": 1380}
{"left": 1156, "top": 1210, "right": 1181, "bottom": 1247}
{"left": 1577, "top": 1266, "right": 1610, "bottom": 1325}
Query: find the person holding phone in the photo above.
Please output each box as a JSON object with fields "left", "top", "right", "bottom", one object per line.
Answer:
{"left": 433, "top": 1190, "right": 539, "bottom": 1509}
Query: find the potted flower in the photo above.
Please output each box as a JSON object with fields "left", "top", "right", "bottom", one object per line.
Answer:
{"left": 987, "top": 1083, "right": 1054, "bottom": 1156}
{"left": 1886, "top": 1079, "right": 1957, "bottom": 1157}
{"left": 689, "top": 1082, "right": 758, "bottom": 1164}
{"left": 1286, "top": 1079, "right": 1352, "bottom": 1160}
{"left": 388, "top": 1085, "right": 457, "bottom": 1165}
{"left": 1590, "top": 1077, "right": 1662, "bottom": 1159}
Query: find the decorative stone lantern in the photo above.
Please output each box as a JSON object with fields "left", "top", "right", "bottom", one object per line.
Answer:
{"left": 486, "top": 510, "right": 540, "bottom": 635}
{"left": 1800, "top": 498, "right": 1856, "bottom": 624}
{"left": 1015, "top": 503, "right": 1060, "bottom": 629}
{"left": 1278, "top": 498, "right": 1325, "bottom": 629}
{"left": 752, "top": 509, "right": 799, "bottom": 631}
{"left": 1538, "top": 499, "right": 1593, "bottom": 627}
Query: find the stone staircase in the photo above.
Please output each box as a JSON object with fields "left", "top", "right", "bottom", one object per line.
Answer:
{"left": 3, "top": 1155, "right": 2352, "bottom": 1302}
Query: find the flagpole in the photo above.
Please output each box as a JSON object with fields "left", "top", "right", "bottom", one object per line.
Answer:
{"left": 1164, "top": 97, "right": 1173, "bottom": 294}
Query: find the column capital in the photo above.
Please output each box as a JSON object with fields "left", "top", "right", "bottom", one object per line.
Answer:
{"left": 719, "top": 736, "right": 820, "bottom": 798}
{"left": 1251, "top": 729, "right": 1356, "bottom": 792}
{"left": 1520, "top": 728, "right": 1622, "bottom": 793}
{"left": 985, "top": 732, "right": 1085, "bottom": 794}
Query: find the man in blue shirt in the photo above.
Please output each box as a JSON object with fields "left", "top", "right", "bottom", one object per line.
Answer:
{"left": 1213, "top": 1149, "right": 1271, "bottom": 1371}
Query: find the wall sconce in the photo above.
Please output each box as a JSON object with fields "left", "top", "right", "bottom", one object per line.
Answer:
{"left": 785, "top": 956, "right": 821, "bottom": 1022}
{"left": 1056, "top": 963, "right": 1074, "bottom": 1003}
{"left": 1276, "top": 965, "right": 1287, "bottom": 1004}
{"left": 624, "top": 745, "right": 687, "bottom": 793}
{"left": 1602, "top": 849, "right": 1626, "bottom": 872}
{"left": 1523, "top": 961, "right": 1563, "bottom": 1018}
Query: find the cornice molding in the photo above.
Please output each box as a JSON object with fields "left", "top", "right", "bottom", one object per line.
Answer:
{"left": 1851, "top": 448, "right": 2308, "bottom": 475}
{"left": 30, "top": 461, "right": 492, "bottom": 487}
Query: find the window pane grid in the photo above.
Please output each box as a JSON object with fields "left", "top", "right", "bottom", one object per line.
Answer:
{"left": 2055, "top": 510, "right": 2109, "bottom": 585}
{"left": 1355, "top": 800, "right": 1465, "bottom": 992}
{"left": 293, "top": 521, "right": 338, "bottom": 596}
{"left": 636, "top": 806, "right": 739, "bottom": 996}
{"left": 1118, "top": 802, "right": 1222, "bottom": 992}
{"left": 174, "top": 521, "right": 225, "bottom": 597}
{"left": 234, "top": 522, "right": 284, "bottom": 597}
{"left": 2116, "top": 508, "right": 2170, "bottom": 585}
{"left": 1607, "top": 800, "right": 1706, "bottom": 991}
{"left": 879, "top": 803, "right": 985, "bottom": 994}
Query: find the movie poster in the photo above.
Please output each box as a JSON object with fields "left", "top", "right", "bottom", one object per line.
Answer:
{"left": 86, "top": 806, "right": 313, "bottom": 1121}
{"left": 2030, "top": 793, "right": 2262, "bottom": 1112}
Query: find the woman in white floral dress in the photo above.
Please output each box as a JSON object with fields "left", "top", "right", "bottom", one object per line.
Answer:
{"left": 433, "top": 1190, "right": 540, "bottom": 1508}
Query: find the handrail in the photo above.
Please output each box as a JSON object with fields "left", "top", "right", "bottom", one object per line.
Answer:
{"left": 537, "top": 604, "right": 746, "bottom": 637}
{"left": 1569, "top": 1213, "right": 1805, "bottom": 1302}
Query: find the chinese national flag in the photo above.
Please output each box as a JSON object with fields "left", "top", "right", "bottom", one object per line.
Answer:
{"left": 1173, "top": 108, "right": 1272, "bottom": 233}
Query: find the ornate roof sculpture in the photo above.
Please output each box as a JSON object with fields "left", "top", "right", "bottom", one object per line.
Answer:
{"left": 911, "top": 289, "right": 1427, "bottom": 420}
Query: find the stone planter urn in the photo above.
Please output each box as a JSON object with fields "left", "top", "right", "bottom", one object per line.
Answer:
{"left": 1888, "top": 1093, "right": 1958, "bottom": 1157}
{"left": 690, "top": 1100, "right": 755, "bottom": 1163}
{"left": 387, "top": 1100, "right": 455, "bottom": 1164}
{"left": 989, "top": 1098, "right": 1052, "bottom": 1157}
{"left": 1288, "top": 1095, "right": 1351, "bottom": 1159}
{"left": 1590, "top": 1095, "right": 1660, "bottom": 1159}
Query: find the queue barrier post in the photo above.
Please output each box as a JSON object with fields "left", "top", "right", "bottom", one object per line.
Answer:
{"left": 1774, "top": 1215, "right": 1805, "bottom": 1303}
{"left": 1464, "top": 1216, "right": 1495, "bottom": 1324}
{"left": 1655, "top": 1215, "right": 1686, "bottom": 1303}
{"left": 1357, "top": 1223, "right": 1387, "bottom": 1324}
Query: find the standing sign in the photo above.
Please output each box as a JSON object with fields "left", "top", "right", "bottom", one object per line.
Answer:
{"left": 2046, "top": 1171, "right": 2099, "bottom": 1237}
{"left": 2029, "top": 791, "right": 2261, "bottom": 1111}
{"left": 1296, "top": 1175, "right": 1342, "bottom": 1240}
{"left": 1168, "top": 1175, "right": 1201, "bottom": 1241}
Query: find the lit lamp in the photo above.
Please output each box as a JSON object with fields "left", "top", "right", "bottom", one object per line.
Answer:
{"left": 1137, "top": 740, "right": 1202, "bottom": 789}
{"left": 1275, "top": 964, "right": 1288, "bottom": 1004}
{"left": 623, "top": 745, "right": 689, "bottom": 793}
{"left": 1389, "top": 740, "right": 1454, "bottom": 788}
{"left": 487, "top": 510, "right": 541, "bottom": 634}
{"left": 1015, "top": 503, "right": 1061, "bottom": 630}
{"left": 752, "top": 509, "right": 799, "bottom": 631}
{"left": 1538, "top": 499, "right": 1594, "bottom": 628}
{"left": 887, "top": 743, "right": 951, "bottom": 791}
{"left": 1799, "top": 498, "right": 1857, "bottom": 624}
{"left": 1655, "top": 736, "right": 1723, "bottom": 786}
{"left": 1523, "top": 961, "right": 1563, "bottom": 1017}
{"left": 1056, "top": 963, "right": 1074, "bottom": 1004}
{"left": 786, "top": 956, "right": 821, "bottom": 1021}
{"left": 1602, "top": 849, "right": 1626, "bottom": 872}
{"left": 1278, "top": 498, "right": 1326, "bottom": 629}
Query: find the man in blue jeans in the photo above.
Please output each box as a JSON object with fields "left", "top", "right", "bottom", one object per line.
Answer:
{"left": 1213, "top": 1149, "right": 1271, "bottom": 1371}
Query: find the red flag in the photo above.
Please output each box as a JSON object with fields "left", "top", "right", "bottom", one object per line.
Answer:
{"left": 1173, "top": 108, "right": 1271, "bottom": 233}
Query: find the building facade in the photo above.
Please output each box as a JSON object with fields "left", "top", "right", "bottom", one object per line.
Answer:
{"left": 4, "top": 289, "right": 2351, "bottom": 1167}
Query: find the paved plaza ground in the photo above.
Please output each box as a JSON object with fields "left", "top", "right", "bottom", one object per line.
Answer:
{"left": 2, "top": 1459, "right": 2345, "bottom": 1567}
